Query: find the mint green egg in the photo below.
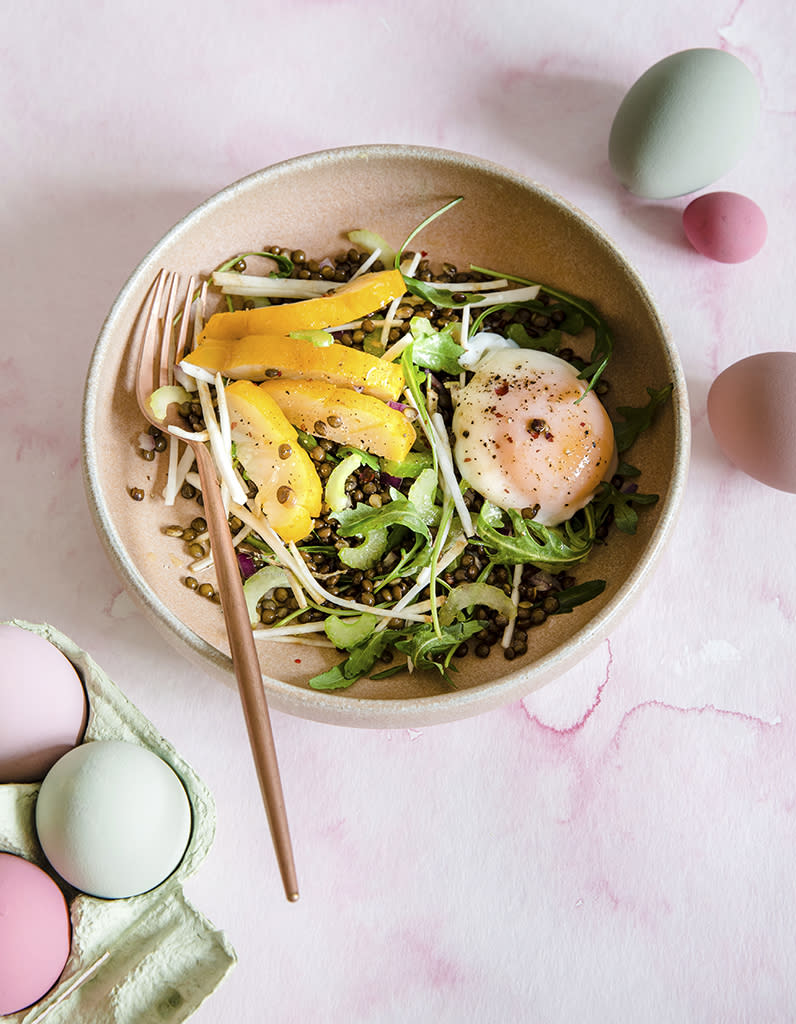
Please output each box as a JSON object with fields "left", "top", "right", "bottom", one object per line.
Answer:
{"left": 609, "top": 48, "right": 760, "bottom": 199}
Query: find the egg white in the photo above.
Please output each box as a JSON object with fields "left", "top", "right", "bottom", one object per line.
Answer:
{"left": 452, "top": 349, "right": 617, "bottom": 526}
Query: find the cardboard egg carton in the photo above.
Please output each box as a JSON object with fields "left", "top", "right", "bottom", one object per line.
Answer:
{"left": 0, "top": 620, "right": 236, "bottom": 1023}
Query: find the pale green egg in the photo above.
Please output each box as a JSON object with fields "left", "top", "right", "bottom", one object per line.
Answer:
{"left": 609, "top": 48, "right": 760, "bottom": 199}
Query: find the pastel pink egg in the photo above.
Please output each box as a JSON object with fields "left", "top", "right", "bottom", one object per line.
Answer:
{"left": 683, "top": 191, "right": 767, "bottom": 263}
{"left": 0, "top": 624, "right": 88, "bottom": 783}
{"left": 0, "top": 853, "right": 71, "bottom": 1015}
{"left": 707, "top": 351, "right": 796, "bottom": 492}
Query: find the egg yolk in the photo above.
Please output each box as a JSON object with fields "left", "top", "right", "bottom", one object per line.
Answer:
{"left": 452, "top": 349, "right": 617, "bottom": 526}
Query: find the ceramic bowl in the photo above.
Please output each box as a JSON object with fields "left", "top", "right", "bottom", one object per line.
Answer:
{"left": 82, "top": 144, "right": 690, "bottom": 728}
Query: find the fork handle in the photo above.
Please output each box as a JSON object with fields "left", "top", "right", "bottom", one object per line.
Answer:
{"left": 190, "top": 440, "right": 299, "bottom": 902}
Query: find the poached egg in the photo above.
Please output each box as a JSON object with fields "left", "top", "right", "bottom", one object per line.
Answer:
{"left": 452, "top": 348, "right": 617, "bottom": 526}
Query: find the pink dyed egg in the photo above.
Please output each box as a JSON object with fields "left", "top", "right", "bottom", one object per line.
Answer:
{"left": 0, "top": 624, "right": 88, "bottom": 783}
{"left": 683, "top": 191, "right": 766, "bottom": 263}
{"left": 0, "top": 852, "right": 71, "bottom": 1015}
{"left": 707, "top": 351, "right": 796, "bottom": 492}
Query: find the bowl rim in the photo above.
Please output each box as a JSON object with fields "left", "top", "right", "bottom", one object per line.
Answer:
{"left": 82, "top": 143, "right": 691, "bottom": 727}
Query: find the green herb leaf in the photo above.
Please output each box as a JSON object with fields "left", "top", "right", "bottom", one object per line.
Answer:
{"left": 333, "top": 497, "right": 431, "bottom": 544}
{"left": 555, "top": 306, "right": 586, "bottom": 335}
{"left": 503, "top": 306, "right": 585, "bottom": 352}
{"left": 395, "top": 197, "right": 464, "bottom": 270}
{"left": 394, "top": 621, "right": 483, "bottom": 673}
{"left": 553, "top": 579, "right": 606, "bottom": 613}
{"left": 295, "top": 429, "right": 318, "bottom": 451}
{"left": 470, "top": 264, "right": 615, "bottom": 394}
{"left": 307, "top": 664, "right": 350, "bottom": 690}
{"left": 615, "top": 460, "right": 641, "bottom": 478}
{"left": 475, "top": 502, "right": 595, "bottom": 569}
{"left": 368, "top": 664, "right": 407, "bottom": 680}
{"left": 592, "top": 482, "right": 659, "bottom": 534}
{"left": 506, "top": 321, "right": 562, "bottom": 354}
{"left": 406, "top": 468, "right": 440, "bottom": 526}
{"left": 374, "top": 536, "right": 431, "bottom": 590}
{"left": 408, "top": 317, "right": 466, "bottom": 374}
{"left": 380, "top": 450, "right": 434, "bottom": 479}
{"left": 539, "top": 289, "right": 612, "bottom": 394}
{"left": 336, "top": 446, "right": 381, "bottom": 472}
{"left": 215, "top": 250, "right": 294, "bottom": 278}
{"left": 309, "top": 628, "right": 406, "bottom": 690}
{"left": 613, "top": 384, "right": 674, "bottom": 453}
{"left": 403, "top": 278, "right": 484, "bottom": 309}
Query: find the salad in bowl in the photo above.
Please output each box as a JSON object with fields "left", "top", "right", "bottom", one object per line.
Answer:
{"left": 82, "top": 146, "right": 689, "bottom": 726}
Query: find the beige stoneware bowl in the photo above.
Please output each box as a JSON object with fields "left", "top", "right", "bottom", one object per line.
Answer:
{"left": 82, "top": 144, "right": 690, "bottom": 728}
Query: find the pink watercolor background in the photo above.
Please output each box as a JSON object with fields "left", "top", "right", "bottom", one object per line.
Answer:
{"left": 2, "top": 1, "right": 795, "bottom": 1021}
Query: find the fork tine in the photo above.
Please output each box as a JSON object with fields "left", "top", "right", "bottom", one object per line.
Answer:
{"left": 158, "top": 272, "right": 182, "bottom": 392}
{"left": 135, "top": 269, "right": 169, "bottom": 418}
{"left": 173, "top": 275, "right": 197, "bottom": 372}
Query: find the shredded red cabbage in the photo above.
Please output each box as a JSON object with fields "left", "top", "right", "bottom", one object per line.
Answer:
{"left": 237, "top": 551, "right": 257, "bottom": 579}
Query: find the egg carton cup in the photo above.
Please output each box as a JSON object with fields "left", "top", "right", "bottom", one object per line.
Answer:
{"left": 0, "top": 620, "right": 236, "bottom": 1024}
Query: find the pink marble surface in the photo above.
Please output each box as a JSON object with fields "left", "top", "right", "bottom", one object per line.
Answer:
{"left": 3, "top": 3, "right": 794, "bottom": 1021}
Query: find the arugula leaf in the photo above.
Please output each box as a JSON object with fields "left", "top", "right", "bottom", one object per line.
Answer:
{"left": 615, "top": 460, "right": 641, "bottom": 478}
{"left": 552, "top": 579, "right": 606, "bottom": 613}
{"left": 336, "top": 445, "right": 381, "bottom": 472}
{"left": 333, "top": 497, "right": 431, "bottom": 544}
{"left": 374, "top": 535, "right": 431, "bottom": 590}
{"left": 593, "top": 482, "right": 659, "bottom": 535}
{"left": 309, "top": 628, "right": 407, "bottom": 691}
{"left": 380, "top": 450, "right": 434, "bottom": 479}
{"left": 470, "top": 264, "right": 614, "bottom": 395}
{"left": 612, "top": 384, "right": 674, "bottom": 453}
{"left": 394, "top": 621, "right": 483, "bottom": 674}
{"left": 403, "top": 278, "right": 484, "bottom": 309}
{"left": 263, "top": 251, "right": 294, "bottom": 277}
{"left": 307, "top": 664, "right": 350, "bottom": 691}
{"left": 408, "top": 317, "right": 465, "bottom": 375}
{"left": 395, "top": 197, "right": 464, "bottom": 270}
{"left": 214, "top": 250, "right": 294, "bottom": 278}
{"left": 468, "top": 300, "right": 536, "bottom": 338}
{"left": 368, "top": 664, "right": 408, "bottom": 680}
{"left": 538, "top": 288, "right": 613, "bottom": 394}
{"left": 475, "top": 502, "right": 595, "bottom": 569}
{"left": 553, "top": 306, "right": 586, "bottom": 336}
{"left": 506, "top": 321, "right": 562, "bottom": 355}
{"left": 295, "top": 428, "right": 319, "bottom": 452}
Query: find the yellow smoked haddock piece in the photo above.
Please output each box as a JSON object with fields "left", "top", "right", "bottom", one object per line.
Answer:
{"left": 199, "top": 268, "right": 406, "bottom": 342}
{"left": 225, "top": 380, "right": 322, "bottom": 542}
{"left": 259, "top": 378, "right": 416, "bottom": 463}
{"left": 182, "top": 335, "right": 405, "bottom": 403}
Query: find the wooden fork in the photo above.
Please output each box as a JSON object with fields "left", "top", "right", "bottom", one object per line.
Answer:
{"left": 135, "top": 270, "right": 298, "bottom": 902}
